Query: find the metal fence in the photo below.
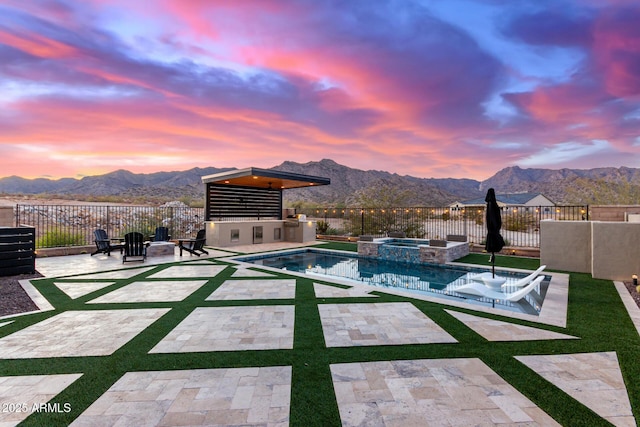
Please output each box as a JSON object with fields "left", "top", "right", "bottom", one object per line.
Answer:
{"left": 12, "top": 203, "right": 589, "bottom": 249}
{"left": 15, "top": 205, "right": 205, "bottom": 249}
{"left": 298, "top": 205, "right": 589, "bottom": 248}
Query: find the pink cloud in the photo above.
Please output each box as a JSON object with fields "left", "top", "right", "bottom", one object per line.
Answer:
{"left": 592, "top": 5, "right": 640, "bottom": 97}
{"left": 0, "top": 29, "right": 77, "bottom": 58}
{"left": 1, "top": 0, "right": 639, "bottom": 181}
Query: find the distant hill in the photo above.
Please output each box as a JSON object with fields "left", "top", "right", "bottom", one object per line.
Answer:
{"left": 1, "top": 160, "right": 640, "bottom": 205}
{"left": 481, "top": 166, "right": 640, "bottom": 204}
{"left": 273, "top": 159, "right": 481, "bottom": 205}
{"left": 0, "top": 167, "right": 234, "bottom": 202}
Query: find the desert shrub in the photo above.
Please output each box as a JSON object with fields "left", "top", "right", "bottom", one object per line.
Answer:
{"left": 503, "top": 212, "right": 536, "bottom": 232}
{"left": 324, "top": 227, "right": 343, "bottom": 235}
{"left": 403, "top": 221, "right": 425, "bottom": 238}
{"left": 37, "top": 228, "right": 85, "bottom": 248}
{"left": 316, "top": 220, "right": 330, "bottom": 234}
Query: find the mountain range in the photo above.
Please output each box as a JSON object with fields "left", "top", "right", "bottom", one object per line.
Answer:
{"left": 1, "top": 159, "right": 639, "bottom": 205}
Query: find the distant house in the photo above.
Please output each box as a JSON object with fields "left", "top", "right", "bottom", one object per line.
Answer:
{"left": 449, "top": 193, "right": 555, "bottom": 214}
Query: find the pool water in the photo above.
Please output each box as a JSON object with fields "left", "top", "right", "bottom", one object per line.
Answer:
{"left": 236, "top": 249, "right": 548, "bottom": 315}
{"left": 381, "top": 239, "right": 429, "bottom": 248}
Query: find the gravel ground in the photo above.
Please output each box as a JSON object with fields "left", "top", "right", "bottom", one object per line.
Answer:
{"left": 2, "top": 273, "right": 640, "bottom": 318}
{"left": 623, "top": 281, "right": 640, "bottom": 309}
{"left": 0, "top": 273, "right": 42, "bottom": 317}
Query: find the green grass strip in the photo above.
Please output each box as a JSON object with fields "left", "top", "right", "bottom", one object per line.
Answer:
{"left": 0, "top": 254, "right": 637, "bottom": 425}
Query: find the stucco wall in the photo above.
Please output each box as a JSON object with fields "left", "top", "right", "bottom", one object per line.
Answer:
{"left": 540, "top": 220, "right": 591, "bottom": 274}
{"left": 540, "top": 219, "right": 640, "bottom": 281}
{"left": 206, "top": 220, "right": 284, "bottom": 247}
{"left": 205, "top": 220, "right": 316, "bottom": 247}
{"left": 591, "top": 222, "right": 640, "bottom": 281}
{"left": 0, "top": 207, "right": 14, "bottom": 227}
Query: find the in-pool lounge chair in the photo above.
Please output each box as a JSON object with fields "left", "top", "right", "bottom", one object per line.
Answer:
{"left": 469, "top": 265, "right": 546, "bottom": 289}
{"left": 501, "top": 265, "right": 546, "bottom": 289}
{"left": 123, "top": 232, "right": 147, "bottom": 263}
{"left": 455, "top": 275, "right": 545, "bottom": 302}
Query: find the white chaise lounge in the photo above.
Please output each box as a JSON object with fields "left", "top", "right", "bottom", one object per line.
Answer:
{"left": 455, "top": 275, "right": 545, "bottom": 302}
{"left": 469, "top": 265, "right": 546, "bottom": 289}
{"left": 501, "top": 265, "right": 546, "bottom": 289}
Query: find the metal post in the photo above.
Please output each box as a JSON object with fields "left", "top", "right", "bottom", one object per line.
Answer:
{"left": 106, "top": 206, "right": 110, "bottom": 238}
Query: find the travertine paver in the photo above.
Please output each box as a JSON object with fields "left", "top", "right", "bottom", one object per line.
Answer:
{"left": 313, "top": 283, "right": 377, "bottom": 299}
{"left": 0, "top": 309, "right": 169, "bottom": 358}
{"left": 319, "top": 302, "right": 457, "bottom": 347}
{"left": 207, "top": 279, "right": 296, "bottom": 300}
{"left": 231, "top": 267, "right": 276, "bottom": 278}
{"left": 70, "top": 267, "right": 155, "bottom": 280}
{"left": 0, "top": 374, "right": 82, "bottom": 426}
{"left": 146, "top": 264, "right": 227, "bottom": 279}
{"left": 34, "top": 249, "right": 225, "bottom": 279}
{"left": 445, "top": 310, "right": 579, "bottom": 341}
{"left": 54, "top": 281, "right": 116, "bottom": 299}
{"left": 516, "top": 352, "right": 636, "bottom": 427}
{"left": 15, "top": 253, "right": 639, "bottom": 425}
{"left": 71, "top": 366, "right": 291, "bottom": 427}
{"left": 331, "top": 358, "right": 561, "bottom": 426}
{"left": 88, "top": 280, "right": 207, "bottom": 303}
{"left": 150, "top": 306, "right": 295, "bottom": 353}
{"left": 71, "top": 367, "right": 291, "bottom": 427}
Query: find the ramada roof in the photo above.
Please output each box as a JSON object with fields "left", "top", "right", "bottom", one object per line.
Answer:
{"left": 201, "top": 167, "right": 330, "bottom": 190}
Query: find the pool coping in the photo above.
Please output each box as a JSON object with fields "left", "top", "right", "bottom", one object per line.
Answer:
{"left": 224, "top": 248, "right": 570, "bottom": 328}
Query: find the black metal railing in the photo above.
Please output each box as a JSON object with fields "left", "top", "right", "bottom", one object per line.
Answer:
{"left": 11, "top": 203, "right": 589, "bottom": 249}
{"left": 16, "top": 205, "right": 205, "bottom": 249}
{"left": 299, "top": 205, "right": 589, "bottom": 248}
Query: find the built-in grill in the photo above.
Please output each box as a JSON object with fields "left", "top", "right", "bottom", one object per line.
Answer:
{"left": 284, "top": 214, "right": 305, "bottom": 227}
{"left": 284, "top": 218, "right": 300, "bottom": 227}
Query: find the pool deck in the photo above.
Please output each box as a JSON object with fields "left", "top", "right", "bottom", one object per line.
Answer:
{"left": 1, "top": 241, "right": 638, "bottom": 426}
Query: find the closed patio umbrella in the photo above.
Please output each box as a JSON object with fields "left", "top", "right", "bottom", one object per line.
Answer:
{"left": 485, "top": 188, "right": 505, "bottom": 277}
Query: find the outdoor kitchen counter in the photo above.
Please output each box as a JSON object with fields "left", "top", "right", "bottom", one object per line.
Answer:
{"left": 204, "top": 219, "right": 317, "bottom": 248}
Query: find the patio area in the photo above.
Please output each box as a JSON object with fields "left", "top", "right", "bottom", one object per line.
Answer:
{"left": 0, "top": 241, "right": 638, "bottom": 426}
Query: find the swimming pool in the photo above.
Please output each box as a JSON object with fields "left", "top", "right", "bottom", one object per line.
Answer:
{"left": 234, "top": 249, "right": 548, "bottom": 315}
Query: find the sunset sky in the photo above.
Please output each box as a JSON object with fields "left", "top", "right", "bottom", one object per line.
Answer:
{"left": 1, "top": 0, "right": 639, "bottom": 180}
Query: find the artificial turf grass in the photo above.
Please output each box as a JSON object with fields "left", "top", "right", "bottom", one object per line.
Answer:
{"left": 457, "top": 252, "right": 541, "bottom": 270}
{"left": 494, "top": 273, "right": 637, "bottom": 426}
{"left": 4, "top": 256, "right": 639, "bottom": 426}
{"left": 287, "top": 274, "right": 620, "bottom": 426}
{"left": 0, "top": 270, "right": 588, "bottom": 424}
{"left": 7, "top": 262, "right": 616, "bottom": 426}
{"left": 314, "top": 241, "right": 358, "bottom": 252}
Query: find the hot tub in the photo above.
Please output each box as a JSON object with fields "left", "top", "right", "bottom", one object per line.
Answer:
{"left": 358, "top": 237, "right": 469, "bottom": 264}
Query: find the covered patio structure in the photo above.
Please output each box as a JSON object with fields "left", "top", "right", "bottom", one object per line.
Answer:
{"left": 201, "top": 167, "right": 330, "bottom": 247}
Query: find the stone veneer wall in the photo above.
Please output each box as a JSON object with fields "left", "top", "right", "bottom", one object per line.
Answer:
{"left": 419, "top": 243, "right": 469, "bottom": 264}
{"left": 378, "top": 245, "right": 423, "bottom": 264}
{"left": 357, "top": 241, "right": 380, "bottom": 258}
{"left": 358, "top": 239, "right": 469, "bottom": 265}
